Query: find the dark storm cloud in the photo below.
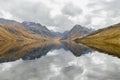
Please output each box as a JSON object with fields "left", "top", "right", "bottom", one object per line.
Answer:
{"left": 62, "top": 3, "right": 82, "bottom": 17}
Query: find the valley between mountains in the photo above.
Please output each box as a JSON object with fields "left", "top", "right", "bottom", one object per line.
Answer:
{"left": 1, "top": 18, "right": 120, "bottom": 58}
{"left": 0, "top": 18, "right": 93, "bottom": 60}
{"left": 0, "top": 18, "right": 93, "bottom": 42}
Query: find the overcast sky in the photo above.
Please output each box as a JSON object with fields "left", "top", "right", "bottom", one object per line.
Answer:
{"left": 0, "top": 0, "right": 120, "bottom": 32}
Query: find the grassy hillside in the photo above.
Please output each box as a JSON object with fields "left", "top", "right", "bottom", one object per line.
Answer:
{"left": 75, "top": 23, "right": 120, "bottom": 58}
{"left": 0, "top": 23, "right": 46, "bottom": 42}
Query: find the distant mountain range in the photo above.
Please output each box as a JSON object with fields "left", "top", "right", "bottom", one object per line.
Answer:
{"left": 0, "top": 18, "right": 93, "bottom": 41}
{"left": 22, "top": 21, "right": 70, "bottom": 37}
{"left": 62, "top": 24, "right": 93, "bottom": 40}
{"left": 51, "top": 30, "right": 69, "bottom": 37}
{"left": 22, "top": 21, "right": 56, "bottom": 37}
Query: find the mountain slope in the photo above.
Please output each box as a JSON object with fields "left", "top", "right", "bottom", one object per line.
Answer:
{"left": 22, "top": 21, "right": 56, "bottom": 37}
{"left": 62, "top": 24, "right": 93, "bottom": 40}
{"left": 51, "top": 30, "right": 69, "bottom": 37}
{"left": 0, "top": 18, "right": 45, "bottom": 41}
{"left": 75, "top": 23, "right": 120, "bottom": 58}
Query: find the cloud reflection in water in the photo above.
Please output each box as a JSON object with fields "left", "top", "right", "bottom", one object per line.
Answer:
{"left": 0, "top": 49, "right": 120, "bottom": 80}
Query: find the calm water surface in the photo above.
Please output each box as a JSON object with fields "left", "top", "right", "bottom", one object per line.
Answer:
{"left": 0, "top": 41, "right": 120, "bottom": 80}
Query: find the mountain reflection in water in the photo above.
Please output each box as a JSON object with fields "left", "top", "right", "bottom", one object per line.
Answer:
{"left": 1, "top": 41, "right": 120, "bottom": 80}
{"left": 0, "top": 41, "right": 92, "bottom": 63}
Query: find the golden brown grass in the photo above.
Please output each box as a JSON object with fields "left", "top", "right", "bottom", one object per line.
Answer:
{"left": 75, "top": 23, "right": 120, "bottom": 58}
{"left": 0, "top": 23, "right": 45, "bottom": 42}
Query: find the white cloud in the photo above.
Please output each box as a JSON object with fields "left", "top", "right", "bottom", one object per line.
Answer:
{"left": 0, "top": 0, "right": 119, "bottom": 32}
{"left": 0, "top": 50, "right": 120, "bottom": 80}
{"left": 62, "top": 3, "right": 82, "bottom": 17}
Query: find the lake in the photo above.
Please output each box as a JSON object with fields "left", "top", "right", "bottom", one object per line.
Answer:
{"left": 0, "top": 41, "right": 120, "bottom": 80}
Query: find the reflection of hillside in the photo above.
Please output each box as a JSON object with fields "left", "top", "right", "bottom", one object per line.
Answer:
{"left": 0, "top": 41, "right": 57, "bottom": 63}
{"left": 0, "top": 40, "right": 93, "bottom": 63}
{"left": 78, "top": 41, "right": 120, "bottom": 58}
{"left": 75, "top": 23, "right": 120, "bottom": 58}
{"left": 22, "top": 43, "right": 59, "bottom": 60}
{"left": 63, "top": 41, "right": 93, "bottom": 57}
